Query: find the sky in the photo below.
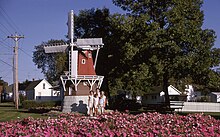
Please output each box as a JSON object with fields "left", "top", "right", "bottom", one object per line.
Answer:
{"left": 0, "top": 0, "right": 220, "bottom": 85}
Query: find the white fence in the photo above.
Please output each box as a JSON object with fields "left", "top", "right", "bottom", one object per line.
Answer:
{"left": 181, "top": 102, "right": 220, "bottom": 112}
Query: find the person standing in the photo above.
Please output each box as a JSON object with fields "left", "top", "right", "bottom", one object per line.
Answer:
{"left": 88, "top": 91, "right": 94, "bottom": 116}
{"left": 96, "top": 88, "right": 100, "bottom": 97}
{"left": 93, "top": 93, "right": 99, "bottom": 116}
{"left": 99, "top": 91, "right": 107, "bottom": 114}
{"left": 95, "top": 88, "right": 101, "bottom": 113}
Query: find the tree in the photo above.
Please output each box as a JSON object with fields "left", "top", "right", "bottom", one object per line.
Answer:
{"left": 74, "top": 8, "right": 154, "bottom": 96}
{"left": 33, "top": 39, "right": 68, "bottom": 83}
{"left": 32, "top": 4, "right": 220, "bottom": 103}
{"left": 112, "top": 0, "right": 220, "bottom": 104}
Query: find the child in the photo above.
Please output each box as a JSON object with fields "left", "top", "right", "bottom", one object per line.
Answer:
{"left": 96, "top": 88, "right": 100, "bottom": 97}
{"left": 99, "top": 91, "right": 106, "bottom": 114}
{"left": 88, "top": 91, "right": 94, "bottom": 116}
{"left": 93, "top": 93, "right": 99, "bottom": 116}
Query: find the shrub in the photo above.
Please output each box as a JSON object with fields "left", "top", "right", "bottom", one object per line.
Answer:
{"left": 22, "top": 100, "right": 60, "bottom": 109}
{"left": 111, "top": 98, "right": 141, "bottom": 111}
{"left": 19, "top": 94, "right": 27, "bottom": 104}
{"left": 22, "top": 100, "right": 37, "bottom": 109}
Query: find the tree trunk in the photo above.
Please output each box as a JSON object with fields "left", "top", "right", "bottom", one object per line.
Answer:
{"left": 163, "top": 73, "right": 170, "bottom": 107}
{"left": 101, "top": 77, "right": 111, "bottom": 105}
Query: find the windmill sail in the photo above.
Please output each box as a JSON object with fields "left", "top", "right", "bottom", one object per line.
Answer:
{"left": 44, "top": 44, "right": 68, "bottom": 53}
{"left": 76, "top": 38, "right": 103, "bottom": 50}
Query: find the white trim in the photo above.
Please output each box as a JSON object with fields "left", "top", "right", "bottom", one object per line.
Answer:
{"left": 60, "top": 75, "right": 104, "bottom": 92}
{"left": 82, "top": 59, "right": 86, "bottom": 64}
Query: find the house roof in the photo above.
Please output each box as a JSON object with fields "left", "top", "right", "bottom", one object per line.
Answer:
{"left": 160, "top": 85, "right": 181, "bottom": 96}
{"left": 169, "top": 85, "right": 182, "bottom": 95}
{"left": 211, "top": 92, "right": 220, "bottom": 95}
{"left": 49, "top": 85, "right": 60, "bottom": 90}
{"left": 144, "top": 85, "right": 182, "bottom": 96}
{"left": 25, "top": 80, "right": 42, "bottom": 91}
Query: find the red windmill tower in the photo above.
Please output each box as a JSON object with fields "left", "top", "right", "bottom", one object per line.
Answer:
{"left": 44, "top": 10, "right": 104, "bottom": 113}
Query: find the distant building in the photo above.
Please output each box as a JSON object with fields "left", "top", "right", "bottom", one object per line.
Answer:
{"left": 142, "top": 85, "right": 185, "bottom": 105}
{"left": 210, "top": 92, "right": 220, "bottom": 103}
{"left": 25, "top": 79, "right": 60, "bottom": 101}
{"left": 0, "top": 83, "right": 3, "bottom": 95}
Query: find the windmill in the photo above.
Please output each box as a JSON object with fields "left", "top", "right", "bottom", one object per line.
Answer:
{"left": 44, "top": 10, "right": 104, "bottom": 113}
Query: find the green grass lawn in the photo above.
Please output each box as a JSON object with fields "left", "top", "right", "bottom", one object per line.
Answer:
{"left": 1, "top": 102, "right": 220, "bottom": 122}
{"left": 0, "top": 102, "right": 49, "bottom": 122}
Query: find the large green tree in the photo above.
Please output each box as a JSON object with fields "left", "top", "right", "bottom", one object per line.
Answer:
{"left": 74, "top": 8, "right": 154, "bottom": 96}
{"left": 112, "top": 0, "right": 220, "bottom": 104}
{"left": 33, "top": 39, "right": 68, "bottom": 83}
{"left": 32, "top": 3, "right": 220, "bottom": 103}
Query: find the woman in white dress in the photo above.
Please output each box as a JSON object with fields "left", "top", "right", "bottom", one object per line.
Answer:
{"left": 93, "top": 93, "right": 99, "bottom": 116}
{"left": 88, "top": 91, "right": 94, "bottom": 116}
{"left": 99, "top": 91, "right": 106, "bottom": 114}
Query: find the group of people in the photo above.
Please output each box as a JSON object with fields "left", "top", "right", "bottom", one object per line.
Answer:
{"left": 88, "top": 88, "right": 107, "bottom": 116}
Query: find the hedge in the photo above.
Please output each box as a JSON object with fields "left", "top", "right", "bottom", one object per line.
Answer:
{"left": 22, "top": 100, "right": 61, "bottom": 109}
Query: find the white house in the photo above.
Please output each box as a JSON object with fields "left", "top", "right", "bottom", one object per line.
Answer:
{"left": 210, "top": 92, "right": 220, "bottom": 103}
{"left": 142, "top": 85, "right": 184, "bottom": 106}
{"left": 25, "top": 79, "right": 61, "bottom": 101}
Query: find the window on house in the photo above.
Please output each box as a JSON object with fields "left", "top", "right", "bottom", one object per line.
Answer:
{"left": 82, "top": 59, "right": 86, "bottom": 64}
{"left": 38, "top": 92, "right": 41, "bottom": 100}
{"left": 151, "top": 96, "right": 157, "bottom": 100}
{"left": 151, "top": 96, "right": 154, "bottom": 100}
{"left": 43, "top": 83, "right": 45, "bottom": 89}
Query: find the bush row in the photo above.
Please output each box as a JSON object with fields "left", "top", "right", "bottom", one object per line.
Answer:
{"left": 22, "top": 100, "right": 61, "bottom": 109}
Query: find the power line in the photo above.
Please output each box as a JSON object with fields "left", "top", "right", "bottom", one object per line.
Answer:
{"left": 0, "top": 6, "right": 23, "bottom": 35}
{"left": 1, "top": 70, "right": 12, "bottom": 79}
{"left": 0, "top": 37, "right": 12, "bottom": 50}
{"left": 0, "top": 37, "right": 12, "bottom": 46}
{"left": 0, "top": 10, "right": 20, "bottom": 35}
{"left": 17, "top": 38, "right": 32, "bottom": 58}
{"left": 0, "top": 58, "right": 14, "bottom": 68}
{"left": 0, "top": 57, "right": 26, "bottom": 72}
{"left": 0, "top": 26, "right": 8, "bottom": 36}
{"left": 0, "top": 21, "right": 12, "bottom": 34}
{"left": 18, "top": 47, "right": 32, "bottom": 58}
{"left": 0, "top": 53, "right": 12, "bottom": 55}
{"left": 0, "top": 40, "right": 12, "bottom": 50}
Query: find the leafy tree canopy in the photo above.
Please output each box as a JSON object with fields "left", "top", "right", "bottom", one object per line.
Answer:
{"left": 112, "top": 0, "right": 220, "bottom": 102}
{"left": 33, "top": 39, "right": 68, "bottom": 83}
{"left": 33, "top": 1, "right": 220, "bottom": 99}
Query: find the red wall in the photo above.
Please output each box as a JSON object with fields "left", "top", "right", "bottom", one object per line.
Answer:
{"left": 78, "top": 50, "right": 96, "bottom": 75}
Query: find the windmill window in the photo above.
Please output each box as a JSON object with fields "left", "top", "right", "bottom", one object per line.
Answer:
{"left": 88, "top": 53, "right": 92, "bottom": 58}
{"left": 82, "top": 59, "right": 86, "bottom": 64}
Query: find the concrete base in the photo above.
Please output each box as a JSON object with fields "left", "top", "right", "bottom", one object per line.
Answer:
{"left": 62, "top": 96, "right": 89, "bottom": 114}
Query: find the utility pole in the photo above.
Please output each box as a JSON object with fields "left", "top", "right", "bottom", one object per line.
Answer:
{"left": 8, "top": 33, "right": 24, "bottom": 110}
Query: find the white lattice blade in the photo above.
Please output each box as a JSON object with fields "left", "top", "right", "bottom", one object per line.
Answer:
{"left": 44, "top": 45, "right": 68, "bottom": 53}
{"left": 77, "top": 45, "right": 102, "bottom": 50}
{"left": 68, "top": 10, "right": 74, "bottom": 43}
{"left": 77, "top": 38, "right": 103, "bottom": 46}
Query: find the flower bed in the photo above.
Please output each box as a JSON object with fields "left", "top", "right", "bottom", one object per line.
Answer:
{"left": 0, "top": 112, "right": 220, "bottom": 136}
